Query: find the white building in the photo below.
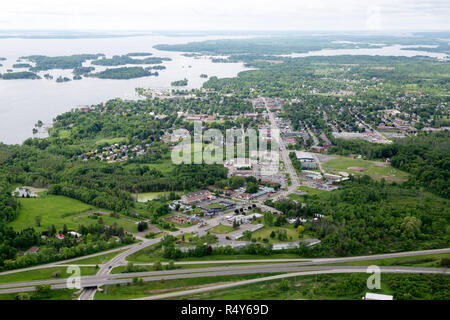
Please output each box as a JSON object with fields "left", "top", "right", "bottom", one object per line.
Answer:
{"left": 363, "top": 293, "right": 393, "bottom": 300}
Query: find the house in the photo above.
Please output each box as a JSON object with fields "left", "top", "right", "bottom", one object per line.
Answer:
{"left": 181, "top": 190, "right": 214, "bottom": 205}
{"left": 26, "top": 246, "right": 40, "bottom": 254}
{"left": 310, "top": 145, "right": 325, "bottom": 153}
{"left": 363, "top": 293, "right": 393, "bottom": 300}
{"left": 68, "top": 231, "right": 81, "bottom": 238}
{"left": 56, "top": 233, "right": 65, "bottom": 240}
{"left": 13, "top": 187, "right": 36, "bottom": 198}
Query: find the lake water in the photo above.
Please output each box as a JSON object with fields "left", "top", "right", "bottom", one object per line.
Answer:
{"left": 0, "top": 35, "right": 252, "bottom": 144}
{"left": 0, "top": 37, "right": 448, "bottom": 145}
{"left": 281, "top": 44, "right": 448, "bottom": 59}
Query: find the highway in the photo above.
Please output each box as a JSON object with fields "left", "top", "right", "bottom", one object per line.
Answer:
{"left": 1, "top": 248, "right": 448, "bottom": 296}
{"left": 1, "top": 265, "right": 448, "bottom": 295}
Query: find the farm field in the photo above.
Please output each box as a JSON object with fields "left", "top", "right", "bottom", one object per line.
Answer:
{"left": 177, "top": 273, "right": 450, "bottom": 300}
{"left": 60, "top": 248, "right": 130, "bottom": 265}
{"left": 208, "top": 224, "right": 235, "bottom": 234}
{"left": 8, "top": 195, "right": 136, "bottom": 233}
{"left": 94, "top": 273, "right": 280, "bottom": 300}
{"left": 250, "top": 225, "right": 304, "bottom": 243}
{"left": 0, "top": 266, "right": 97, "bottom": 284}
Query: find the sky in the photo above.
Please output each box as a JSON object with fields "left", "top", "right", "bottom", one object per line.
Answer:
{"left": 0, "top": 0, "right": 448, "bottom": 32}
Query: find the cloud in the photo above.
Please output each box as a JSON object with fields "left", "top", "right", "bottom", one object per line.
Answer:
{"left": 0, "top": 0, "right": 448, "bottom": 31}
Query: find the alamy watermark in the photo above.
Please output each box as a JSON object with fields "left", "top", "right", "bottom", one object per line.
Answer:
{"left": 66, "top": 266, "right": 81, "bottom": 289}
{"left": 366, "top": 265, "right": 381, "bottom": 290}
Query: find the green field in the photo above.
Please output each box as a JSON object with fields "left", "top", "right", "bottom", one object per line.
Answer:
{"left": 0, "top": 289, "right": 77, "bottom": 300}
{"left": 177, "top": 273, "right": 450, "bottom": 300}
{"left": 323, "top": 156, "right": 409, "bottom": 182}
{"left": 127, "top": 243, "right": 302, "bottom": 263}
{"left": 74, "top": 214, "right": 138, "bottom": 233}
{"left": 111, "top": 261, "right": 294, "bottom": 274}
{"left": 0, "top": 266, "right": 97, "bottom": 284}
{"left": 251, "top": 225, "right": 303, "bottom": 243}
{"left": 94, "top": 273, "right": 279, "bottom": 300}
{"left": 208, "top": 224, "right": 235, "bottom": 234}
{"left": 8, "top": 195, "right": 137, "bottom": 233}
{"left": 297, "top": 186, "right": 328, "bottom": 196}
{"left": 133, "top": 191, "right": 181, "bottom": 203}
{"left": 322, "top": 253, "right": 450, "bottom": 268}
{"left": 8, "top": 195, "right": 97, "bottom": 232}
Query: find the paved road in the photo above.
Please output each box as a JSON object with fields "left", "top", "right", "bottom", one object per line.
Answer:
{"left": 263, "top": 97, "right": 299, "bottom": 197}
{"left": 1, "top": 265, "right": 447, "bottom": 295}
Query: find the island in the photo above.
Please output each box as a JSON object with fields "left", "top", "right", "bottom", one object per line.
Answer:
{"left": 171, "top": 78, "right": 188, "bottom": 86}
{"left": 126, "top": 52, "right": 153, "bottom": 57}
{"left": 56, "top": 76, "right": 71, "bottom": 82}
{"left": 20, "top": 54, "right": 105, "bottom": 71}
{"left": 0, "top": 71, "right": 40, "bottom": 80}
{"left": 73, "top": 66, "right": 95, "bottom": 76}
{"left": 12, "top": 63, "right": 32, "bottom": 68}
{"left": 89, "top": 66, "right": 158, "bottom": 79}
{"left": 92, "top": 55, "right": 171, "bottom": 66}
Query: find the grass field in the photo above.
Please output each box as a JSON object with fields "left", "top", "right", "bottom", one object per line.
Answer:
{"left": 323, "top": 156, "right": 409, "bottom": 182}
{"left": 208, "top": 224, "right": 235, "bottom": 234}
{"left": 297, "top": 186, "right": 328, "bottom": 196}
{"left": 0, "top": 266, "right": 97, "bottom": 284}
{"left": 251, "top": 225, "right": 303, "bottom": 243}
{"left": 8, "top": 195, "right": 137, "bottom": 233}
{"left": 111, "top": 261, "right": 294, "bottom": 274}
{"left": 9, "top": 195, "right": 97, "bottom": 232}
{"left": 0, "top": 289, "right": 77, "bottom": 300}
{"left": 60, "top": 248, "right": 129, "bottom": 265}
{"left": 126, "top": 244, "right": 302, "bottom": 263}
{"left": 176, "top": 273, "right": 450, "bottom": 300}
{"left": 321, "top": 253, "right": 450, "bottom": 268}
{"left": 74, "top": 214, "right": 138, "bottom": 233}
{"left": 94, "top": 273, "right": 280, "bottom": 300}
{"left": 133, "top": 191, "right": 182, "bottom": 203}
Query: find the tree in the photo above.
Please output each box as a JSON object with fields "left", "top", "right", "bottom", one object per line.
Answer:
{"left": 264, "top": 212, "right": 274, "bottom": 227}
{"left": 246, "top": 182, "right": 258, "bottom": 194}
{"left": 401, "top": 216, "right": 422, "bottom": 238}
{"left": 153, "top": 261, "right": 162, "bottom": 271}
{"left": 35, "top": 216, "right": 41, "bottom": 227}
{"left": 15, "top": 293, "right": 31, "bottom": 300}
{"left": 242, "top": 230, "right": 252, "bottom": 241}
{"left": 297, "top": 225, "right": 305, "bottom": 234}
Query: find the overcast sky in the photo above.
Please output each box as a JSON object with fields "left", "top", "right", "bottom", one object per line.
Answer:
{"left": 0, "top": 0, "right": 448, "bottom": 31}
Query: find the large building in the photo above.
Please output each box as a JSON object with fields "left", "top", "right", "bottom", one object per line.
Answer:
{"left": 295, "top": 151, "right": 317, "bottom": 169}
{"left": 181, "top": 190, "right": 214, "bottom": 205}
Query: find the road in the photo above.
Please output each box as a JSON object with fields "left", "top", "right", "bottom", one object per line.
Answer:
{"left": 1, "top": 265, "right": 447, "bottom": 296}
{"left": 263, "top": 97, "right": 299, "bottom": 197}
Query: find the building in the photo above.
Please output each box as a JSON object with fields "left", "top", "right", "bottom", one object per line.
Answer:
{"left": 13, "top": 187, "right": 36, "bottom": 198}
{"left": 68, "top": 231, "right": 82, "bottom": 238}
{"left": 363, "top": 293, "right": 393, "bottom": 300}
{"left": 295, "top": 151, "right": 317, "bottom": 169}
{"left": 56, "top": 233, "right": 65, "bottom": 240}
{"left": 181, "top": 190, "right": 214, "bottom": 205}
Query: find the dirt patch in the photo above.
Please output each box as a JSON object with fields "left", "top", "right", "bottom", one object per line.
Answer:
{"left": 348, "top": 166, "right": 366, "bottom": 172}
{"left": 373, "top": 162, "right": 387, "bottom": 167}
